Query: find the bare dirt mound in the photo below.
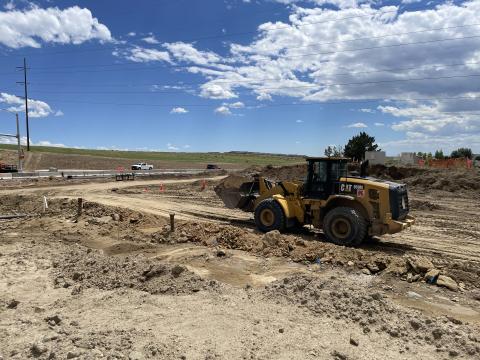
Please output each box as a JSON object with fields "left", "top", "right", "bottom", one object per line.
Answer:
{"left": 404, "top": 168, "right": 480, "bottom": 193}
{"left": 236, "top": 163, "right": 480, "bottom": 196}
{"left": 409, "top": 199, "right": 442, "bottom": 211}
{"left": 368, "top": 164, "right": 426, "bottom": 180}
{"left": 239, "top": 163, "right": 425, "bottom": 182}
{"left": 0, "top": 149, "right": 19, "bottom": 164}
{"left": 265, "top": 274, "right": 480, "bottom": 358}
{"left": 52, "top": 246, "right": 216, "bottom": 295}
{"left": 240, "top": 164, "right": 307, "bottom": 181}
{"left": 0, "top": 195, "right": 76, "bottom": 215}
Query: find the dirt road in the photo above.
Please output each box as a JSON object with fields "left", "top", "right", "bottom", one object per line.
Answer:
{"left": 0, "top": 176, "right": 249, "bottom": 223}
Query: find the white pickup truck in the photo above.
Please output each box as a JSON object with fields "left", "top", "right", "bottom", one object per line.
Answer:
{"left": 131, "top": 162, "right": 153, "bottom": 170}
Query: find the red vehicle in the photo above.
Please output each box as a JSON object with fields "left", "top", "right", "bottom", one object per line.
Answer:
{"left": 0, "top": 163, "right": 18, "bottom": 173}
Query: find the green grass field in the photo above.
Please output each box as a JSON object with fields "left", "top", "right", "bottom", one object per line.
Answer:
{"left": 0, "top": 144, "right": 304, "bottom": 166}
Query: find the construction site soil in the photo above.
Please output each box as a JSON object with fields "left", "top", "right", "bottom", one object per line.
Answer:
{"left": 1, "top": 165, "right": 480, "bottom": 359}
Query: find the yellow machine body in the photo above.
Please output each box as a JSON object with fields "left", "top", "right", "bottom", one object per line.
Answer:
{"left": 253, "top": 175, "right": 414, "bottom": 237}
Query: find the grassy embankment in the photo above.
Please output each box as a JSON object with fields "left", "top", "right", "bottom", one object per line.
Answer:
{"left": 0, "top": 144, "right": 304, "bottom": 166}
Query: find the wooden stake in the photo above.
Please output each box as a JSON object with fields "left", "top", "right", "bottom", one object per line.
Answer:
{"left": 170, "top": 213, "right": 175, "bottom": 232}
{"left": 77, "top": 198, "right": 83, "bottom": 218}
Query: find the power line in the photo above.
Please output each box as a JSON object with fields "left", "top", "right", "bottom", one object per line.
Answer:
{"left": 253, "top": 34, "right": 480, "bottom": 62}
{"left": 24, "top": 73, "right": 480, "bottom": 95}
{"left": 34, "top": 95, "right": 480, "bottom": 109}
{"left": 9, "top": 33, "right": 477, "bottom": 78}
{"left": 23, "top": 22, "right": 480, "bottom": 71}
{"left": 235, "top": 23, "right": 480, "bottom": 53}
{"left": 26, "top": 61, "right": 480, "bottom": 88}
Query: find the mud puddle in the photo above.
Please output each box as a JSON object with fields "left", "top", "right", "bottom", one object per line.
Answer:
{"left": 94, "top": 239, "right": 308, "bottom": 287}
{"left": 393, "top": 292, "right": 480, "bottom": 325}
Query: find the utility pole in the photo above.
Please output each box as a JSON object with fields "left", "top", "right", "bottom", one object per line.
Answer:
{"left": 0, "top": 110, "right": 23, "bottom": 172}
{"left": 17, "top": 57, "right": 30, "bottom": 151}
{"left": 16, "top": 113, "right": 23, "bottom": 172}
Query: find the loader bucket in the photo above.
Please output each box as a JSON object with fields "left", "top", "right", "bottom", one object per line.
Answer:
{"left": 214, "top": 175, "right": 258, "bottom": 212}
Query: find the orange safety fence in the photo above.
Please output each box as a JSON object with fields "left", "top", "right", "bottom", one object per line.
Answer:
{"left": 418, "top": 158, "right": 473, "bottom": 169}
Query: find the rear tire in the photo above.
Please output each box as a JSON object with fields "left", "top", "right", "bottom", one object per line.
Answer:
{"left": 323, "top": 206, "right": 367, "bottom": 246}
{"left": 254, "top": 199, "right": 286, "bottom": 233}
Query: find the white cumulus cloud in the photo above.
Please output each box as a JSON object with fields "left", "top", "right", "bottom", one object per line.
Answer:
{"left": 152, "top": 1, "right": 480, "bottom": 150}
{"left": 142, "top": 35, "right": 159, "bottom": 44}
{"left": 214, "top": 105, "right": 232, "bottom": 116}
{"left": 229, "top": 101, "right": 245, "bottom": 109}
{"left": 121, "top": 46, "right": 172, "bottom": 63}
{"left": 36, "top": 140, "right": 66, "bottom": 147}
{"left": 0, "top": 92, "right": 59, "bottom": 118}
{"left": 200, "top": 83, "right": 237, "bottom": 99}
{"left": 0, "top": 5, "right": 111, "bottom": 48}
{"left": 163, "top": 42, "right": 222, "bottom": 66}
{"left": 170, "top": 107, "right": 188, "bottom": 114}
{"left": 347, "top": 122, "right": 368, "bottom": 128}
{"left": 167, "top": 143, "right": 179, "bottom": 150}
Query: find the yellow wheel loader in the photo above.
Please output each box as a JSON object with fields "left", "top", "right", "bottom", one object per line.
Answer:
{"left": 215, "top": 157, "right": 414, "bottom": 246}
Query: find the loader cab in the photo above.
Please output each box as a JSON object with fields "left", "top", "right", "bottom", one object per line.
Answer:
{"left": 304, "top": 157, "right": 348, "bottom": 199}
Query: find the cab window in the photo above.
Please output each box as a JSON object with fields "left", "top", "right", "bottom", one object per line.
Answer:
{"left": 312, "top": 161, "right": 327, "bottom": 183}
{"left": 331, "top": 161, "right": 347, "bottom": 180}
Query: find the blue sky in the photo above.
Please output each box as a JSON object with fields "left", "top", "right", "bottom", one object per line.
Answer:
{"left": 1, "top": 0, "right": 479, "bottom": 155}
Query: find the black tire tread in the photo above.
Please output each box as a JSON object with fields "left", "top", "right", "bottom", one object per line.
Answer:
{"left": 323, "top": 206, "right": 367, "bottom": 246}
{"left": 254, "top": 199, "right": 286, "bottom": 233}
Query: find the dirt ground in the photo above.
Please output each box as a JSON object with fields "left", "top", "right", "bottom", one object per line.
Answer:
{"left": 1, "top": 166, "right": 480, "bottom": 359}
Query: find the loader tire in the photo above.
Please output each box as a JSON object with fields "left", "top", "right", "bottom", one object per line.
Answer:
{"left": 254, "top": 199, "right": 286, "bottom": 233}
{"left": 323, "top": 206, "right": 367, "bottom": 246}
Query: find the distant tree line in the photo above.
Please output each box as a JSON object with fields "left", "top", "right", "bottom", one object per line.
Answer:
{"left": 323, "top": 132, "right": 477, "bottom": 161}
{"left": 418, "top": 148, "right": 474, "bottom": 160}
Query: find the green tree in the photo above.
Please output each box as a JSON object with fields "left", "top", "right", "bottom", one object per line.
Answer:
{"left": 332, "top": 145, "right": 344, "bottom": 157}
{"left": 324, "top": 145, "right": 344, "bottom": 157}
{"left": 324, "top": 146, "right": 333, "bottom": 157}
{"left": 451, "top": 148, "right": 472, "bottom": 159}
{"left": 344, "top": 132, "right": 379, "bottom": 161}
{"left": 434, "top": 149, "right": 444, "bottom": 159}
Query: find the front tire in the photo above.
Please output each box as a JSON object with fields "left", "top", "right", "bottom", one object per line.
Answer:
{"left": 254, "top": 199, "right": 286, "bottom": 233}
{"left": 323, "top": 207, "right": 367, "bottom": 246}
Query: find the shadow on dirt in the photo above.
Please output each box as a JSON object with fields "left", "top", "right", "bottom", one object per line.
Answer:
{"left": 360, "top": 237, "right": 416, "bottom": 256}
{"left": 182, "top": 210, "right": 255, "bottom": 228}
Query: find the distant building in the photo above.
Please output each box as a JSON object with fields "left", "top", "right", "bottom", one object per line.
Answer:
{"left": 364, "top": 151, "right": 386, "bottom": 165}
{"left": 400, "top": 152, "right": 420, "bottom": 165}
